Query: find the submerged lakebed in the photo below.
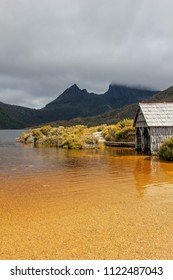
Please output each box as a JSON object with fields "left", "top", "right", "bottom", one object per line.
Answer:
{"left": 0, "top": 130, "right": 173, "bottom": 259}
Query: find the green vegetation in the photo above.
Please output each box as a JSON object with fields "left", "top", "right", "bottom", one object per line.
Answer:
{"left": 17, "top": 125, "right": 102, "bottom": 149}
{"left": 0, "top": 107, "right": 25, "bottom": 129}
{"left": 102, "top": 119, "right": 135, "bottom": 142}
{"left": 159, "top": 137, "right": 173, "bottom": 161}
{"left": 17, "top": 119, "right": 135, "bottom": 149}
{"left": 46, "top": 105, "right": 137, "bottom": 127}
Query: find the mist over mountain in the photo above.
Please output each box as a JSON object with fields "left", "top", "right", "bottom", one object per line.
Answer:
{"left": 0, "top": 84, "right": 157, "bottom": 128}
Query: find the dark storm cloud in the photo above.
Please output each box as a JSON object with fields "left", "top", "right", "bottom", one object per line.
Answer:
{"left": 0, "top": 0, "right": 173, "bottom": 108}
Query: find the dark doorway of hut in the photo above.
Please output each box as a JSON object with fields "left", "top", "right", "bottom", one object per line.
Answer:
{"left": 143, "top": 128, "right": 151, "bottom": 154}
{"left": 136, "top": 128, "right": 151, "bottom": 155}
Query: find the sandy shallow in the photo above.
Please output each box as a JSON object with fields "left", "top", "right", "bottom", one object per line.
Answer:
{"left": 0, "top": 151, "right": 173, "bottom": 260}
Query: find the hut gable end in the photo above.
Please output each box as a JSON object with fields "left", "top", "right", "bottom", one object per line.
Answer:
{"left": 134, "top": 108, "right": 147, "bottom": 128}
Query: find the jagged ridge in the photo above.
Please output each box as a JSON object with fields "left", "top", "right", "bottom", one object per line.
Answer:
{"left": 0, "top": 84, "right": 157, "bottom": 128}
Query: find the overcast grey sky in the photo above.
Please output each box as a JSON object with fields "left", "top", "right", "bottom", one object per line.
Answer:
{"left": 0, "top": 0, "right": 173, "bottom": 108}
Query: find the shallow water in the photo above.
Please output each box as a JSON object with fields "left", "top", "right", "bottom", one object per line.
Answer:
{"left": 0, "top": 130, "right": 173, "bottom": 259}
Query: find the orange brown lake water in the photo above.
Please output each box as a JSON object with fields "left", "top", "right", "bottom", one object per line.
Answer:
{"left": 0, "top": 130, "right": 173, "bottom": 260}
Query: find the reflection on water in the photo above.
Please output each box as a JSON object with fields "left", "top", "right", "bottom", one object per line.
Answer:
{"left": 0, "top": 130, "right": 173, "bottom": 259}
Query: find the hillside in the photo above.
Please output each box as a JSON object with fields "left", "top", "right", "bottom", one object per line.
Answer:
{"left": 0, "top": 84, "right": 157, "bottom": 128}
{"left": 48, "top": 86, "right": 173, "bottom": 127}
{"left": 42, "top": 84, "right": 156, "bottom": 120}
{"left": 47, "top": 106, "right": 136, "bottom": 127}
{"left": 104, "top": 84, "right": 155, "bottom": 108}
{"left": 41, "top": 84, "right": 109, "bottom": 120}
{"left": 146, "top": 86, "right": 173, "bottom": 102}
{"left": 0, "top": 106, "right": 26, "bottom": 129}
{"left": 0, "top": 102, "right": 43, "bottom": 129}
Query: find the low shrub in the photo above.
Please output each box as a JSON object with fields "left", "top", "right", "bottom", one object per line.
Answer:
{"left": 159, "top": 137, "right": 173, "bottom": 161}
{"left": 102, "top": 119, "right": 135, "bottom": 142}
{"left": 17, "top": 119, "right": 135, "bottom": 149}
{"left": 115, "top": 126, "right": 135, "bottom": 142}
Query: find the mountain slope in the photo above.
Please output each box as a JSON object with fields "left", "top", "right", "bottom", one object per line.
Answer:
{"left": 48, "top": 86, "right": 173, "bottom": 127}
{"left": 145, "top": 86, "right": 173, "bottom": 102}
{"left": 0, "top": 84, "right": 157, "bottom": 128}
{"left": 0, "top": 102, "right": 43, "bottom": 128}
{"left": 41, "top": 84, "right": 109, "bottom": 120}
{"left": 0, "top": 106, "right": 26, "bottom": 129}
{"left": 40, "top": 84, "right": 156, "bottom": 122}
{"left": 104, "top": 84, "right": 156, "bottom": 108}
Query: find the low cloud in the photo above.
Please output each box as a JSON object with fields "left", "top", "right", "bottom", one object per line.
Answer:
{"left": 0, "top": 0, "right": 173, "bottom": 108}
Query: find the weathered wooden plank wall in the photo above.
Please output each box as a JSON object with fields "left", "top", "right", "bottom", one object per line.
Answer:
{"left": 150, "top": 127, "right": 173, "bottom": 153}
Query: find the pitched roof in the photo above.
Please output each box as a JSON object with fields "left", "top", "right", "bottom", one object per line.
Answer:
{"left": 134, "top": 103, "right": 173, "bottom": 127}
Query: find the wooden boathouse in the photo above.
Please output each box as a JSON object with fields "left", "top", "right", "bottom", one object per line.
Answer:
{"left": 134, "top": 103, "right": 173, "bottom": 154}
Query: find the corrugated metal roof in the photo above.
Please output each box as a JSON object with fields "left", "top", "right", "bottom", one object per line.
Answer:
{"left": 139, "top": 103, "right": 173, "bottom": 126}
